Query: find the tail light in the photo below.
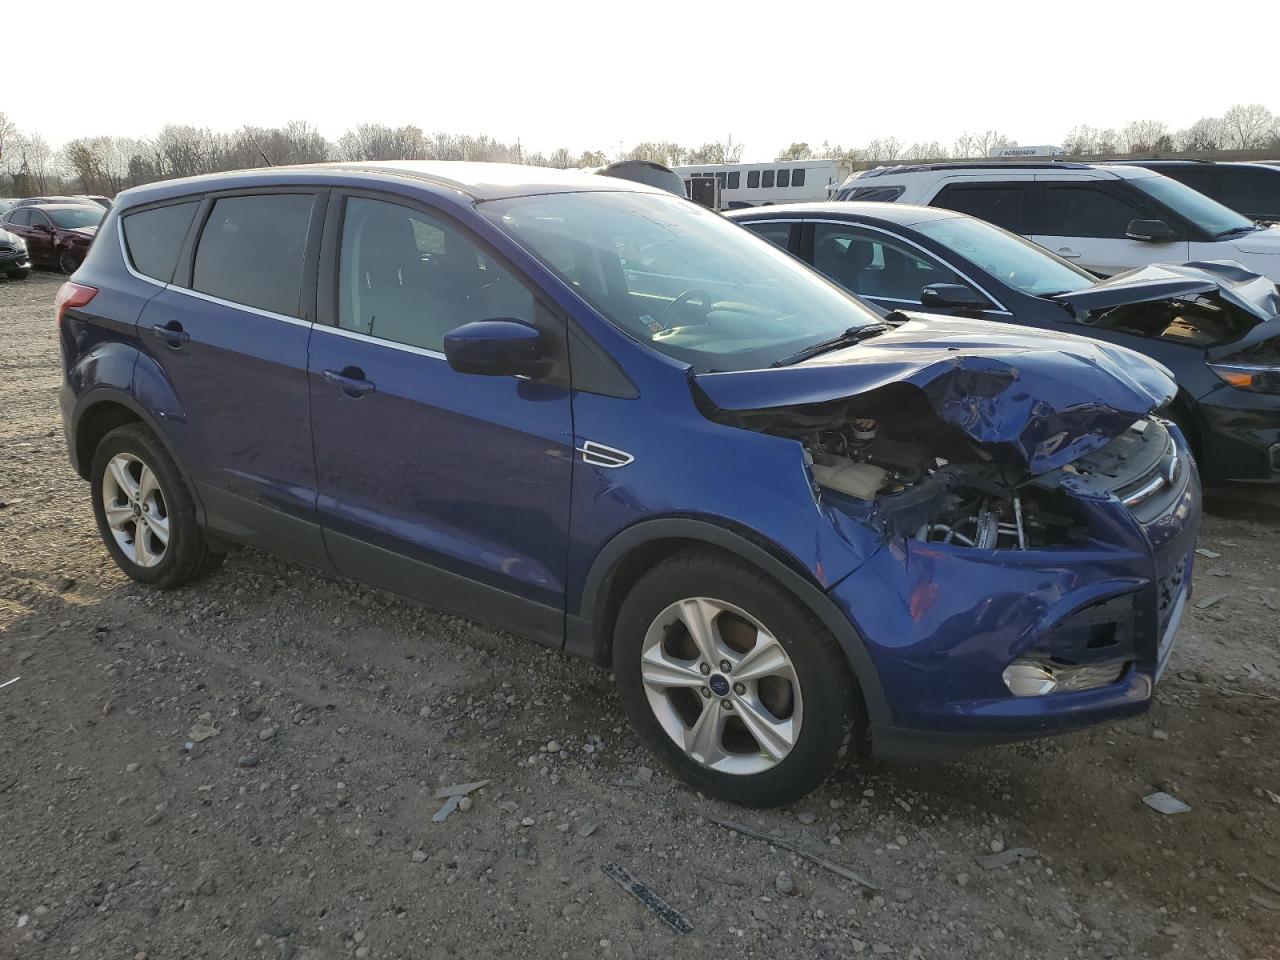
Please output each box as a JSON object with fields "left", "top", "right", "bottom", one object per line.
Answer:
{"left": 55, "top": 281, "right": 97, "bottom": 327}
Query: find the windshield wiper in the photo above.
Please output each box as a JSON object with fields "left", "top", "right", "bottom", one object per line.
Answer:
{"left": 1215, "top": 224, "right": 1259, "bottom": 238}
{"left": 770, "top": 324, "right": 889, "bottom": 368}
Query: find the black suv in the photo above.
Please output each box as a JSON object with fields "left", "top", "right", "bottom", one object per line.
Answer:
{"left": 1117, "top": 160, "right": 1280, "bottom": 223}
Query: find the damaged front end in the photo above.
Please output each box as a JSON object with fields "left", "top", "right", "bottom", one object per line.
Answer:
{"left": 694, "top": 314, "right": 1200, "bottom": 751}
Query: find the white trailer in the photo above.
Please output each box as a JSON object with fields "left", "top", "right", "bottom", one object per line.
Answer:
{"left": 672, "top": 159, "right": 852, "bottom": 209}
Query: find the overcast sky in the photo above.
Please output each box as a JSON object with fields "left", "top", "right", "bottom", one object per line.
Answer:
{"left": 17, "top": 0, "right": 1278, "bottom": 160}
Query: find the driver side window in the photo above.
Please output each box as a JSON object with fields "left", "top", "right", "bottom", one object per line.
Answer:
{"left": 811, "top": 224, "right": 960, "bottom": 302}
{"left": 338, "top": 198, "right": 535, "bottom": 351}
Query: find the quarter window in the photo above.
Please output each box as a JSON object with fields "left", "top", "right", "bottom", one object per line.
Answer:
{"left": 932, "top": 184, "right": 1026, "bottom": 233}
{"left": 762, "top": 170, "right": 775, "bottom": 189}
{"left": 747, "top": 170, "right": 760, "bottom": 189}
{"left": 812, "top": 224, "right": 962, "bottom": 301}
{"left": 1041, "top": 184, "right": 1147, "bottom": 239}
{"left": 792, "top": 169, "right": 806, "bottom": 187}
{"left": 338, "top": 197, "right": 535, "bottom": 352}
{"left": 193, "top": 194, "right": 314, "bottom": 316}
{"left": 777, "top": 170, "right": 791, "bottom": 188}
{"left": 123, "top": 202, "right": 198, "bottom": 283}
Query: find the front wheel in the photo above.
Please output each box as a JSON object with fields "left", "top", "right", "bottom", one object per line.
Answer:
{"left": 5, "top": 268, "right": 28, "bottom": 280}
{"left": 614, "top": 550, "right": 862, "bottom": 807}
{"left": 89, "top": 424, "right": 224, "bottom": 588}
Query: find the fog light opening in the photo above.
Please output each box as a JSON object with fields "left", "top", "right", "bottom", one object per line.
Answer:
{"left": 1003, "top": 661, "right": 1058, "bottom": 697}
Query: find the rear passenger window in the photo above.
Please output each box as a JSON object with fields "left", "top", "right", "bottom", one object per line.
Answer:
{"left": 193, "top": 194, "right": 314, "bottom": 316}
{"left": 6, "top": 209, "right": 29, "bottom": 226}
{"left": 123, "top": 202, "right": 198, "bottom": 283}
{"left": 777, "top": 169, "right": 791, "bottom": 188}
{"left": 762, "top": 170, "right": 775, "bottom": 189}
{"left": 338, "top": 197, "right": 535, "bottom": 352}
{"left": 727, "top": 172, "right": 741, "bottom": 190}
{"left": 1041, "top": 184, "right": 1145, "bottom": 239}
{"left": 792, "top": 169, "right": 806, "bottom": 187}
{"left": 932, "top": 184, "right": 1026, "bottom": 232}
{"left": 743, "top": 222, "right": 794, "bottom": 251}
{"left": 747, "top": 170, "right": 761, "bottom": 189}
{"left": 846, "top": 185, "right": 906, "bottom": 202}
{"left": 1219, "top": 168, "right": 1280, "bottom": 215}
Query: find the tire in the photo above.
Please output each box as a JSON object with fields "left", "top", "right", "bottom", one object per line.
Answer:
{"left": 614, "top": 549, "right": 861, "bottom": 807}
{"left": 5, "top": 268, "right": 28, "bottom": 280}
{"left": 89, "top": 424, "right": 224, "bottom": 589}
{"left": 58, "top": 250, "right": 81, "bottom": 275}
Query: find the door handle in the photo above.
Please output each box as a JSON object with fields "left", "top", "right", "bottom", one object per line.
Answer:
{"left": 322, "top": 368, "right": 376, "bottom": 398}
{"left": 150, "top": 322, "right": 190, "bottom": 346}
{"left": 1056, "top": 248, "right": 1082, "bottom": 259}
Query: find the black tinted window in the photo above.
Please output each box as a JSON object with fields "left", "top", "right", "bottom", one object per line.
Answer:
{"left": 338, "top": 197, "right": 534, "bottom": 352}
{"left": 933, "top": 184, "right": 1026, "bottom": 232}
{"left": 1218, "top": 168, "right": 1280, "bottom": 215}
{"left": 1157, "top": 165, "right": 1214, "bottom": 194}
{"left": 6, "top": 208, "right": 29, "bottom": 226}
{"left": 193, "top": 194, "right": 314, "bottom": 316}
{"left": 123, "top": 202, "right": 198, "bottom": 283}
{"left": 846, "top": 185, "right": 906, "bottom": 202}
{"left": 747, "top": 170, "right": 760, "bottom": 189}
{"left": 727, "top": 171, "right": 740, "bottom": 190}
{"left": 1042, "top": 184, "right": 1145, "bottom": 239}
{"left": 777, "top": 169, "right": 791, "bottom": 188}
{"left": 813, "top": 224, "right": 961, "bottom": 301}
{"left": 762, "top": 170, "right": 775, "bottom": 188}
{"left": 793, "top": 168, "right": 806, "bottom": 187}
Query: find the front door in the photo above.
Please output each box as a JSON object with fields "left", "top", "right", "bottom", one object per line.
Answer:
{"left": 308, "top": 194, "right": 574, "bottom": 645}
{"left": 1032, "top": 180, "right": 1188, "bottom": 277}
{"left": 135, "top": 190, "right": 328, "bottom": 566}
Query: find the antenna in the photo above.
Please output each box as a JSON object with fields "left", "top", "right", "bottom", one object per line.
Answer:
{"left": 250, "top": 134, "right": 273, "bottom": 167}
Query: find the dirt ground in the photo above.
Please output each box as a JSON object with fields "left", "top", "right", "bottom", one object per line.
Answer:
{"left": 2, "top": 270, "right": 1278, "bottom": 960}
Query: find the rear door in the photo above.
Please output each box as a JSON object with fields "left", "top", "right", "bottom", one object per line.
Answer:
{"left": 307, "top": 192, "right": 574, "bottom": 644}
{"left": 927, "top": 179, "right": 1034, "bottom": 235}
{"left": 134, "top": 189, "right": 329, "bottom": 566}
{"left": 1032, "top": 178, "right": 1188, "bottom": 276}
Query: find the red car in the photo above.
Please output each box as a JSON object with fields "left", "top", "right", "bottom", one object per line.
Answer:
{"left": 0, "top": 202, "right": 103, "bottom": 274}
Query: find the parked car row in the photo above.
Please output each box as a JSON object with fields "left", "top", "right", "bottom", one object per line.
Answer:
{"left": 727, "top": 201, "right": 1280, "bottom": 482}
{"left": 59, "top": 161, "right": 1202, "bottom": 805}
{"left": 0, "top": 200, "right": 105, "bottom": 276}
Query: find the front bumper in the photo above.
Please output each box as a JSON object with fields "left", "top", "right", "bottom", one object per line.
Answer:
{"left": 829, "top": 433, "right": 1201, "bottom": 760}
{"left": 1194, "top": 381, "right": 1280, "bottom": 481}
{"left": 0, "top": 248, "right": 29, "bottom": 271}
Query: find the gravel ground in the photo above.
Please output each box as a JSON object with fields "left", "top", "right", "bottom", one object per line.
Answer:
{"left": 2, "top": 271, "right": 1279, "bottom": 960}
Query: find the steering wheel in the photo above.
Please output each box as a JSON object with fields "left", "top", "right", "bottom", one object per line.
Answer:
{"left": 659, "top": 288, "right": 715, "bottom": 327}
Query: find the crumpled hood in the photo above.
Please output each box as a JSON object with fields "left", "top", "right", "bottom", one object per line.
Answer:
{"left": 695, "top": 313, "right": 1176, "bottom": 475}
{"left": 1049, "top": 260, "right": 1280, "bottom": 322}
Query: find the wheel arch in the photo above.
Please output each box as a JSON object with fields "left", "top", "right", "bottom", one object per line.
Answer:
{"left": 569, "top": 517, "right": 890, "bottom": 725}
{"left": 71, "top": 389, "right": 207, "bottom": 526}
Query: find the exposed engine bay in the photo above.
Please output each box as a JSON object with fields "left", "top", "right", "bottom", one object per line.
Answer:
{"left": 1086, "top": 291, "right": 1257, "bottom": 347}
{"left": 722, "top": 384, "right": 1177, "bottom": 551}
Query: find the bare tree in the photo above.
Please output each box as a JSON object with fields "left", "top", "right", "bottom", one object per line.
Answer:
{"left": 972, "top": 130, "right": 1014, "bottom": 157}
{"left": 864, "top": 137, "right": 903, "bottom": 162}
{"left": 777, "top": 142, "right": 813, "bottom": 161}
{"left": 621, "top": 142, "right": 690, "bottom": 166}
{"left": 0, "top": 112, "right": 18, "bottom": 167}
{"left": 1174, "top": 117, "right": 1223, "bottom": 151}
{"left": 905, "top": 141, "right": 948, "bottom": 160}
{"left": 547, "top": 147, "right": 573, "bottom": 169}
{"left": 1221, "top": 103, "right": 1274, "bottom": 149}
{"left": 1122, "top": 119, "right": 1170, "bottom": 154}
{"left": 337, "top": 124, "right": 426, "bottom": 161}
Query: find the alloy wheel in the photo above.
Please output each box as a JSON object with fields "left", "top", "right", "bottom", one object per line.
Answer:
{"left": 640, "top": 597, "right": 803, "bottom": 775}
{"left": 101, "top": 453, "right": 170, "bottom": 568}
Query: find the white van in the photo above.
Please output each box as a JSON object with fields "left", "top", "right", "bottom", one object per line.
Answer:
{"left": 672, "top": 160, "right": 852, "bottom": 209}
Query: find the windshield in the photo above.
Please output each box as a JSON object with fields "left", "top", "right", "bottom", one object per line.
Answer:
{"left": 1130, "top": 174, "right": 1255, "bottom": 237}
{"left": 481, "top": 191, "right": 884, "bottom": 372}
{"left": 46, "top": 206, "right": 103, "bottom": 229}
{"left": 915, "top": 215, "right": 1096, "bottom": 297}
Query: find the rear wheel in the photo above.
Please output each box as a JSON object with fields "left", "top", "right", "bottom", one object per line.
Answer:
{"left": 5, "top": 268, "right": 28, "bottom": 280}
{"left": 90, "top": 424, "right": 224, "bottom": 588}
{"left": 58, "top": 250, "right": 81, "bottom": 275}
{"left": 614, "top": 549, "right": 861, "bottom": 807}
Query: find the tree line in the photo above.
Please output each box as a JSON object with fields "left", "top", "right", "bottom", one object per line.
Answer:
{"left": 2, "top": 102, "right": 1278, "bottom": 197}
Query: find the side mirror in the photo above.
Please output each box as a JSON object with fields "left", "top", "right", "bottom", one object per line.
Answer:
{"left": 920, "top": 282, "right": 992, "bottom": 311}
{"left": 1126, "top": 219, "right": 1178, "bottom": 242}
{"left": 443, "top": 319, "right": 551, "bottom": 378}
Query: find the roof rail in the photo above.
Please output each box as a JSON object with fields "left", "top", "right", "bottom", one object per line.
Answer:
{"left": 858, "top": 160, "right": 1094, "bottom": 178}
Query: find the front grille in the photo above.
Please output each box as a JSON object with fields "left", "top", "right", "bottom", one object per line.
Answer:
{"left": 1065, "top": 419, "right": 1188, "bottom": 523}
{"left": 1156, "top": 553, "right": 1189, "bottom": 639}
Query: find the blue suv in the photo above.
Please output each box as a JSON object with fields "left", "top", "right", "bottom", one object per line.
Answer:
{"left": 58, "top": 162, "right": 1200, "bottom": 806}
